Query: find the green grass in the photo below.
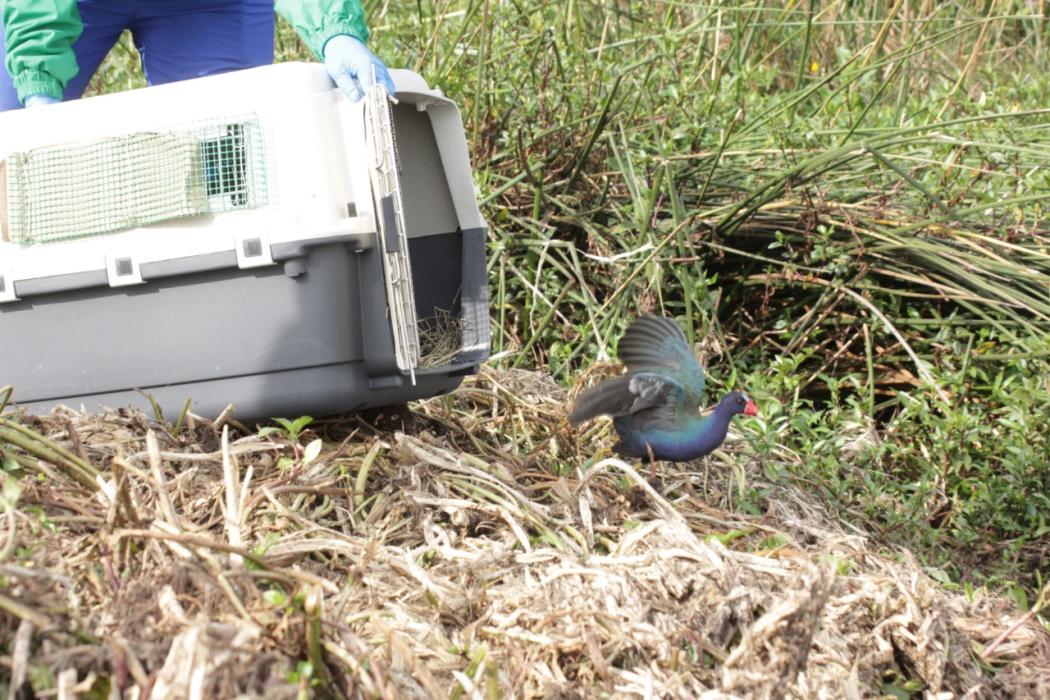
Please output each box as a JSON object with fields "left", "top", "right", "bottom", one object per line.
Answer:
{"left": 86, "top": 2, "right": 1049, "bottom": 597}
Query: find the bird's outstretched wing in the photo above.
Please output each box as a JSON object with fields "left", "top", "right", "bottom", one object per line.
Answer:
{"left": 615, "top": 316, "right": 705, "bottom": 409}
{"left": 568, "top": 371, "right": 684, "bottom": 425}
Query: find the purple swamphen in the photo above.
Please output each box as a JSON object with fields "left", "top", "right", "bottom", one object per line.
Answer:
{"left": 569, "top": 316, "right": 758, "bottom": 462}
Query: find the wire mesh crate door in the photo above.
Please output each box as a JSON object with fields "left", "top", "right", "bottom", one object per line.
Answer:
{"left": 198, "top": 118, "right": 268, "bottom": 213}
{"left": 365, "top": 87, "right": 421, "bottom": 376}
{"left": 4, "top": 115, "right": 268, "bottom": 244}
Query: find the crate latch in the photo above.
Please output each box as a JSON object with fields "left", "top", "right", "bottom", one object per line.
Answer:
{"left": 105, "top": 255, "right": 143, "bottom": 287}
{"left": 235, "top": 233, "right": 274, "bottom": 268}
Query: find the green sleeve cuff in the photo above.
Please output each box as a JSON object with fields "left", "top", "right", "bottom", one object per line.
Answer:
{"left": 275, "top": 0, "right": 371, "bottom": 60}
{"left": 13, "top": 70, "right": 63, "bottom": 103}
{"left": 305, "top": 20, "right": 370, "bottom": 60}
{"left": 317, "top": 21, "right": 370, "bottom": 58}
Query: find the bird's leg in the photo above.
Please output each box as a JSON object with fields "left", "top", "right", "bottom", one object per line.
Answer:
{"left": 645, "top": 443, "right": 658, "bottom": 482}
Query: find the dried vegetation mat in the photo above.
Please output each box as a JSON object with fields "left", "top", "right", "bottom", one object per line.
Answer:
{"left": 1, "top": 369, "right": 1048, "bottom": 699}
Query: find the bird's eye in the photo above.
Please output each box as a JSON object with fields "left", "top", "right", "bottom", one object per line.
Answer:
{"left": 737, "top": 397, "right": 744, "bottom": 404}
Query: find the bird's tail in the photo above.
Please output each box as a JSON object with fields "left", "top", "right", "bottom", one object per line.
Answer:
{"left": 568, "top": 375, "right": 633, "bottom": 425}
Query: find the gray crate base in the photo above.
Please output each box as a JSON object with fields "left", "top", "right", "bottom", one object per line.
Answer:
{"left": 2, "top": 238, "right": 483, "bottom": 422}
{"left": 17, "top": 363, "right": 464, "bottom": 421}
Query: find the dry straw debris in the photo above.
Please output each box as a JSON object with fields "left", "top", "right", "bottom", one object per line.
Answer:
{"left": 1, "top": 368, "right": 1047, "bottom": 698}
{"left": 418, "top": 308, "right": 467, "bottom": 369}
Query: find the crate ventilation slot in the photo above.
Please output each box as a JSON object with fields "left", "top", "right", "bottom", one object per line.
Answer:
{"left": 1, "top": 116, "right": 269, "bottom": 244}
{"left": 0, "top": 275, "right": 5, "bottom": 293}
{"left": 242, "top": 237, "right": 264, "bottom": 258}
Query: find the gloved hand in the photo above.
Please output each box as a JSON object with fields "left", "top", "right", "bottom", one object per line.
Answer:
{"left": 24, "top": 94, "right": 60, "bottom": 108}
{"left": 323, "top": 34, "right": 395, "bottom": 102}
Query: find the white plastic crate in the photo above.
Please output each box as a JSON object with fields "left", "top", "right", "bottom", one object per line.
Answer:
{"left": 0, "top": 63, "right": 490, "bottom": 418}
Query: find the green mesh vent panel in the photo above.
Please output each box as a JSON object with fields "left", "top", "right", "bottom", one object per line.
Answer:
{"left": 2, "top": 117, "right": 267, "bottom": 244}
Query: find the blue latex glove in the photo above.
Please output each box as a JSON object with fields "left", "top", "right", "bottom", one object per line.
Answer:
{"left": 24, "top": 94, "right": 60, "bottom": 108}
{"left": 323, "top": 35, "right": 395, "bottom": 102}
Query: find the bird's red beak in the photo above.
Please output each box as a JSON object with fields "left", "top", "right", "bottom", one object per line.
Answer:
{"left": 744, "top": 399, "right": 758, "bottom": 416}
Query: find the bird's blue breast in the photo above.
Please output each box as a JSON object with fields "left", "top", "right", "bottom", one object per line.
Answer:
{"left": 613, "top": 414, "right": 730, "bottom": 461}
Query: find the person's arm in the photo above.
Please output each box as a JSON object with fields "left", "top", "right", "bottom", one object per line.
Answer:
{"left": 275, "top": 0, "right": 394, "bottom": 101}
{"left": 274, "top": 0, "right": 370, "bottom": 58}
{"left": 1, "top": 0, "right": 82, "bottom": 104}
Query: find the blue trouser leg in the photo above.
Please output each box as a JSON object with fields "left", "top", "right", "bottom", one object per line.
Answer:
{"left": 0, "top": 0, "right": 274, "bottom": 112}
{"left": 131, "top": 0, "right": 274, "bottom": 85}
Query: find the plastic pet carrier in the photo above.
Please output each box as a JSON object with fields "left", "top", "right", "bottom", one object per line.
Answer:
{"left": 0, "top": 63, "right": 490, "bottom": 419}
